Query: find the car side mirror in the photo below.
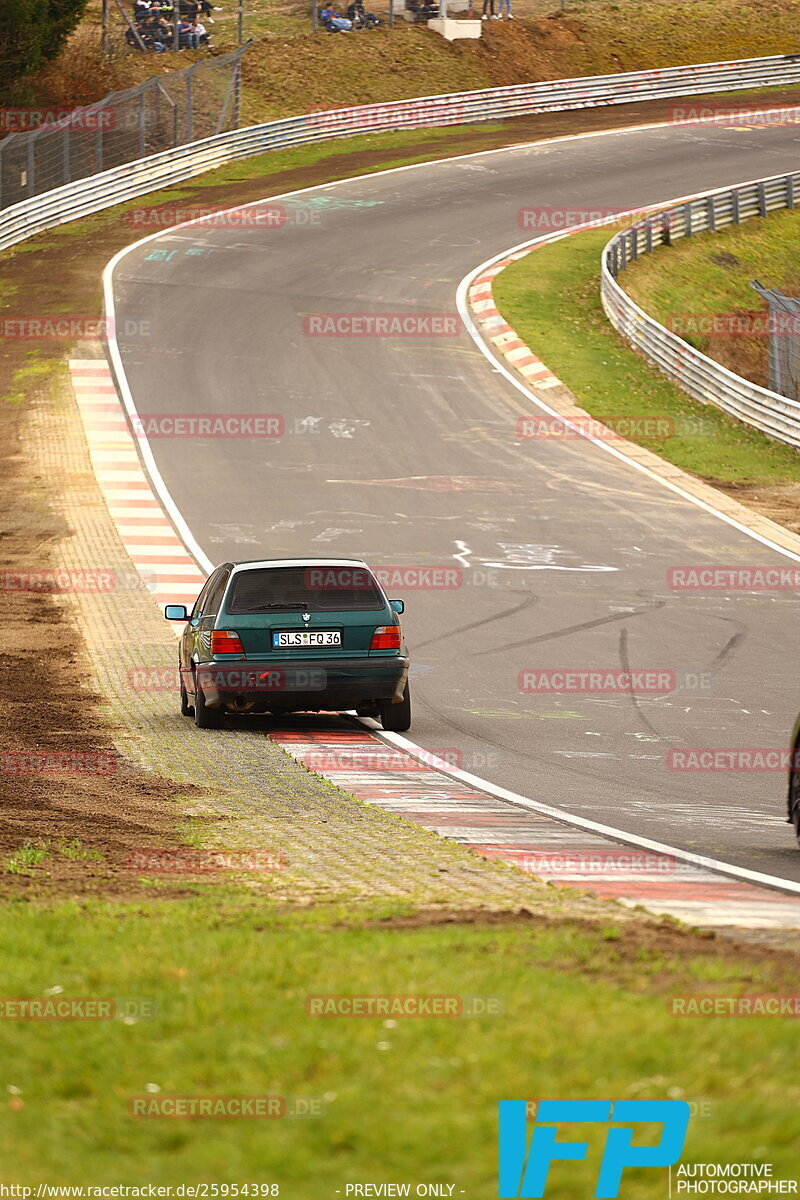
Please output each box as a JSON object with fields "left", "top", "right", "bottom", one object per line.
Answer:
{"left": 390, "top": 599, "right": 404, "bottom": 614}
{"left": 164, "top": 604, "right": 189, "bottom": 621}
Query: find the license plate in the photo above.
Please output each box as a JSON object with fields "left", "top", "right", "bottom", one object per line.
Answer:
{"left": 272, "top": 629, "right": 342, "bottom": 648}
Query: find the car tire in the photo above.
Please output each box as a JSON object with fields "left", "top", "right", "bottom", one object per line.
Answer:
{"left": 379, "top": 683, "right": 411, "bottom": 732}
{"left": 194, "top": 682, "right": 223, "bottom": 729}
{"left": 790, "top": 764, "right": 800, "bottom": 849}
{"left": 180, "top": 677, "right": 194, "bottom": 717}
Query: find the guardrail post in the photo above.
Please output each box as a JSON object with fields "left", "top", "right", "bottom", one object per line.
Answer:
{"left": 629, "top": 227, "right": 638, "bottom": 262}
{"left": 645, "top": 217, "right": 653, "bottom": 254}
{"left": 186, "top": 70, "right": 194, "bottom": 145}
{"left": 732, "top": 189, "right": 740, "bottom": 224}
{"left": 139, "top": 90, "right": 147, "bottom": 159}
{"left": 26, "top": 137, "right": 35, "bottom": 199}
{"left": 684, "top": 202, "right": 693, "bottom": 237}
{"left": 788, "top": 175, "right": 796, "bottom": 210}
{"left": 707, "top": 195, "right": 715, "bottom": 232}
{"left": 662, "top": 212, "right": 671, "bottom": 245}
{"left": 758, "top": 181, "right": 767, "bottom": 217}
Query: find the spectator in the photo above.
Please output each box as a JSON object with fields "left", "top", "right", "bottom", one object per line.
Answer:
{"left": 346, "top": 0, "right": 379, "bottom": 26}
{"left": 193, "top": 18, "right": 213, "bottom": 44}
{"left": 178, "top": 16, "right": 200, "bottom": 45}
{"left": 406, "top": 0, "right": 437, "bottom": 19}
{"left": 498, "top": 0, "right": 512, "bottom": 16}
{"left": 131, "top": 0, "right": 219, "bottom": 47}
{"left": 319, "top": 5, "right": 352, "bottom": 30}
{"left": 481, "top": 0, "right": 497, "bottom": 17}
{"left": 143, "top": 12, "right": 172, "bottom": 48}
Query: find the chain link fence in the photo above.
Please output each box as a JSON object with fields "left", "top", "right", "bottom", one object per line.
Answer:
{"left": 0, "top": 44, "right": 247, "bottom": 211}
{"left": 750, "top": 280, "right": 800, "bottom": 402}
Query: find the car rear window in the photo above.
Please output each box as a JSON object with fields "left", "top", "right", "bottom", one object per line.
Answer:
{"left": 226, "top": 566, "right": 385, "bottom": 614}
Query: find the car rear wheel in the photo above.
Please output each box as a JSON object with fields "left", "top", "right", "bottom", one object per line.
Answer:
{"left": 180, "top": 678, "right": 194, "bottom": 717}
{"left": 194, "top": 682, "right": 223, "bottom": 729}
{"left": 379, "top": 683, "right": 411, "bottom": 732}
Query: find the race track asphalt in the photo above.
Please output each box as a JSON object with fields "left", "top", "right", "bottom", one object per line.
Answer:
{"left": 109, "top": 117, "right": 800, "bottom": 882}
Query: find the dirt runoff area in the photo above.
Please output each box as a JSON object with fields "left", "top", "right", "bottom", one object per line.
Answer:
{"left": 3, "top": 98, "right": 800, "bottom": 901}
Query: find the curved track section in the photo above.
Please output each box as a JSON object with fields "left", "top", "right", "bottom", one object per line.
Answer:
{"left": 108, "top": 119, "right": 800, "bottom": 884}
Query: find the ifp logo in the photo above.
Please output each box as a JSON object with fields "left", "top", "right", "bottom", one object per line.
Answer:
{"left": 498, "top": 1099, "right": 690, "bottom": 1197}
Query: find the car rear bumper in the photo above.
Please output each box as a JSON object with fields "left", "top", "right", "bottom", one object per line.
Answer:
{"left": 193, "top": 656, "right": 409, "bottom": 710}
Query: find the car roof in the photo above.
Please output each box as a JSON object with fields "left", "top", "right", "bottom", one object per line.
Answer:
{"left": 227, "top": 558, "right": 370, "bottom": 574}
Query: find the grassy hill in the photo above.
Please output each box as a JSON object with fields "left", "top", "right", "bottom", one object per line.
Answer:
{"left": 10, "top": 0, "right": 800, "bottom": 121}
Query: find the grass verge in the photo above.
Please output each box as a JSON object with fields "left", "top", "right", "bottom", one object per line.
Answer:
{"left": 0, "top": 900, "right": 796, "bottom": 1186}
{"left": 621, "top": 206, "right": 800, "bottom": 393}
{"left": 492, "top": 226, "right": 800, "bottom": 486}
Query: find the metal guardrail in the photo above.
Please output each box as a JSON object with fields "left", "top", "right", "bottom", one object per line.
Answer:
{"left": 3, "top": 53, "right": 800, "bottom": 254}
{"left": 601, "top": 171, "right": 800, "bottom": 450}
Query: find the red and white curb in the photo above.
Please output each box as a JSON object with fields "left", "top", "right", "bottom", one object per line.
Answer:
{"left": 69, "top": 359, "right": 205, "bottom": 625}
{"left": 68, "top": 355, "right": 800, "bottom": 931}
{"left": 468, "top": 253, "right": 561, "bottom": 389}
{"left": 268, "top": 731, "right": 800, "bottom": 929}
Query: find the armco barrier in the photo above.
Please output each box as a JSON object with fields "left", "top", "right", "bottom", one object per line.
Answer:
{"left": 4, "top": 54, "right": 800, "bottom": 254}
{"left": 601, "top": 171, "right": 800, "bottom": 449}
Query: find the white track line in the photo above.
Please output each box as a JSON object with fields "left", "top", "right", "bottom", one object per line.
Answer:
{"left": 364, "top": 726, "right": 800, "bottom": 896}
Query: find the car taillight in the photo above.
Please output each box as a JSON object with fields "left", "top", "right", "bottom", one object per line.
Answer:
{"left": 370, "top": 625, "right": 401, "bottom": 651}
{"left": 210, "top": 630, "right": 244, "bottom": 655}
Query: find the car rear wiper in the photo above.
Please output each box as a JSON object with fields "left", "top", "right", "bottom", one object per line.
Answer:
{"left": 245, "top": 602, "right": 310, "bottom": 611}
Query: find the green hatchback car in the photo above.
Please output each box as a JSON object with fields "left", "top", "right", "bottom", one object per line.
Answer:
{"left": 165, "top": 558, "right": 411, "bottom": 731}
